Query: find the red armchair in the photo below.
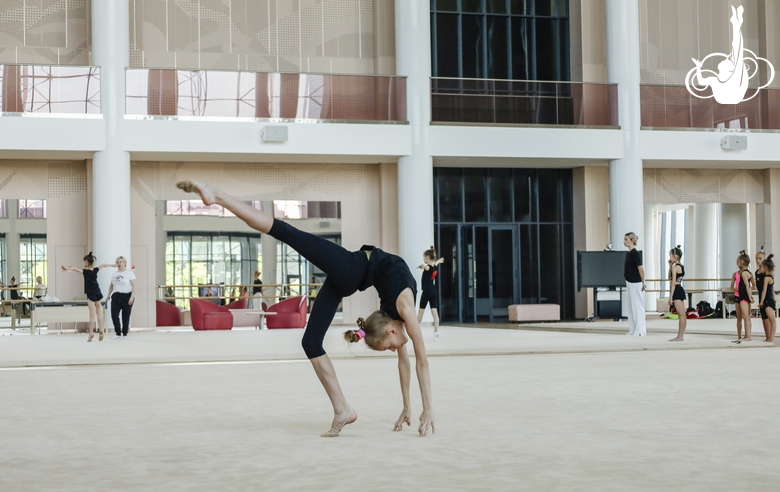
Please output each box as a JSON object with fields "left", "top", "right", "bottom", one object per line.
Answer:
{"left": 266, "top": 296, "right": 307, "bottom": 329}
{"left": 226, "top": 298, "right": 248, "bottom": 310}
{"left": 190, "top": 298, "right": 233, "bottom": 330}
{"left": 156, "top": 300, "right": 182, "bottom": 327}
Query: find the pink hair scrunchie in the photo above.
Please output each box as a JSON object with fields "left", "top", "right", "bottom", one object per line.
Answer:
{"left": 355, "top": 329, "right": 366, "bottom": 340}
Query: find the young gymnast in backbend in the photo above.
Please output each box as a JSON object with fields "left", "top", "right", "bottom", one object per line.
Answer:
{"left": 61, "top": 252, "right": 115, "bottom": 342}
{"left": 418, "top": 246, "right": 444, "bottom": 342}
{"left": 755, "top": 248, "right": 768, "bottom": 341}
{"left": 668, "top": 246, "right": 687, "bottom": 342}
{"left": 176, "top": 180, "right": 434, "bottom": 437}
{"left": 731, "top": 250, "right": 754, "bottom": 343}
{"left": 758, "top": 254, "right": 776, "bottom": 343}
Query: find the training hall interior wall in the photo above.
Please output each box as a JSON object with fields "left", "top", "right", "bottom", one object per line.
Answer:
{"left": 0, "top": 0, "right": 90, "bottom": 65}
{"left": 639, "top": 0, "right": 780, "bottom": 87}
{"left": 129, "top": 0, "right": 396, "bottom": 74}
{"left": 0, "top": 160, "right": 89, "bottom": 309}
{"left": 130, "top": 161, "right": 399, "bottom": 328}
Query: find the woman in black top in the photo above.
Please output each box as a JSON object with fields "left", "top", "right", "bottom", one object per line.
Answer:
{"left": 251, "top": 271, "right": 263, "bottom": 309}
{"left": 623, "top": 232, "right": 646, "bottom": 336}
{"left": 758, "top": 254, "right": 776, "bottom": 343}
{"left": 417, "top": 247, "right": 444, "bottom": 341}
{"left": 62, "top": 252, "right": 115, "bottom": 342}
{"left": 667, "top": 246, "right": 687, "bottom": 342}
{"left": 177, "top": 180, "right": 434, "bottom": 438}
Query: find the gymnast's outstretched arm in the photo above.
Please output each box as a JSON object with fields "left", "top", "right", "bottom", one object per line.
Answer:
{"left": 396, "top": 288, "right": 435, "bottom": 436}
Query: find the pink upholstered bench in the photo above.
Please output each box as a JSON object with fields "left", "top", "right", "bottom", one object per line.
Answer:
{"left": 508, "top": 304, "right": 560, "bottom": 322}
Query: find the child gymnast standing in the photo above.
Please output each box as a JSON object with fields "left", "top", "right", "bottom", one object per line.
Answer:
{"left": 61, "top": 252, "right": 115, "bottom": 342}
{"left": 731, "top": 250, "right": 754, "bottom": 343}
{"left": 758, "top": 254, "right": 776, "bottom": 343}
{"left": 418, "top": 246, "right": 444, "bottom": 341}
{"left": 667, "top": 246, "right": 687, "bottom": 342}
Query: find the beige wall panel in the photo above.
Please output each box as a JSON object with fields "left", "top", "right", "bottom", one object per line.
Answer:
{"left": 0, "top": 0, "right": 88, "bottom": 65}
{"left": 580, "top": 0, "right": 607, "bottom": 83}
{"left": 573, "top": 166, "right": 609, "bottom": 319}
{"left": 639, "top": 0, "right": 774, "bottom": 86}
{"left": 643, "top": 168, "right": 766, "bottom": 203}
{"left": 132, "top": 0, "right": 388, "bottom": 74}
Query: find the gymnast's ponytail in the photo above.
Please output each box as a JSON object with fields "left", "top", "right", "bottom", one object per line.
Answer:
{"left": 83, "top": 251, "right": 96, "bottom": 266}
{"left": 423, "top": 246, "right": 436, "bottom": 261}
{"left": 738, "top": 250, "right": 751, "bottom": 268}
{"left": 343, "top": 311, "right": 393, "bottom": 350}
{"left": 764, "top": 254, "right": 775, "bottom": 273}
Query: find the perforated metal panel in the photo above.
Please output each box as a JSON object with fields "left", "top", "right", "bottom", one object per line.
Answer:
{"left": 48, "top": 172, "right": 87, "bottom": 198}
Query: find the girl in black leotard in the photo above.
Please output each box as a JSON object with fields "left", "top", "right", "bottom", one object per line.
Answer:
{"left": 755, "top": 248, "right": 768, "bottom": 339}
{"left": 417, "top": 246, "right": 444, "bottom": 342}
{"left": 731, "top": 250, "right": 754, "bottom": 343}
{"left": 759, "top": 254, "right": 776, "bottom": 343}
{"left": 61, "top": 252, "right": 115, "bottom": 342}
{"left": 667, "top": 246, "right": 687, "bottom": 341}
{"left": 177, "top": 180, "right": 434, "bottom": 438}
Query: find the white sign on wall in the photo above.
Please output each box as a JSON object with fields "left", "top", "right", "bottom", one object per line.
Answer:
{"left": 684, "top": 5, "right": 775, "bottom": 105}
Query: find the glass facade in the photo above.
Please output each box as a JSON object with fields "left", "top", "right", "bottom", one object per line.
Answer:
{"left": 434, "top": 168, "right": 574, "bottom": 321}
{"left": 20, "top": 234, "right": 47, "bottom": 287}
{"left": 165, "top": 233, "right": 260, "bottom": 308}
{"left": 431, "top": 0, "right": 570, "bottom": 81}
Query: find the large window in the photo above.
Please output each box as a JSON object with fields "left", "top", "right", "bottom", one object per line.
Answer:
{"left": 20, "top": 235, "right": 47, "bottom": 288}
{"left": 434, "top": 168, "right": 574, "bottom": 321}
{"left": 431, "top": 0, "right": 570, "bottom": 81}
{"left": 165, "top": 200, "right": 262, "bottom": 217}
{"left": 273, "top": 201, "right": 341, "bottom": 220}
{"left": 18, "top": 200, "right": 47, "bottom": 218}
{"left": 165, "top": 233, "right": 260, "bottom": 307}
{"left": 276, "top": 235, "right": 341, "bottom": 297}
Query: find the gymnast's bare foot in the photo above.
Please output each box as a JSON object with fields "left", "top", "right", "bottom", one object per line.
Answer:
{"left": 321, "top": 408, "right": 357, "bottom": 437}
{"left": 176, "top": 180, "right": 217, "bottom": 206}
{"left": 669, "top": 337, "right": 684, "bottom": 342}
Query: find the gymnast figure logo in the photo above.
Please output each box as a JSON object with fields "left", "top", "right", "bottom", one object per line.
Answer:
{"left": 685, "top": 5, "right": 775, "bottom": 105}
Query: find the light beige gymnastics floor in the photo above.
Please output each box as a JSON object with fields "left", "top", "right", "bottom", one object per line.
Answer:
{"left": 1, "top": 325, "right": 778, "bottom": 491}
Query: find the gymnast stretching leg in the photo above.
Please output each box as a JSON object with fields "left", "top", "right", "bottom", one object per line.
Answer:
{"left": 177, "top": 181, "right": 360, "bottom": 436}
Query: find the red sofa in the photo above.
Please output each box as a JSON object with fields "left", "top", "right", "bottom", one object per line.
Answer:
{"left": 190, "top": 298, "right": 233, "bottom": 330}
{"left": 266, "top": 296, "right": 307, "bottom": 329}
{"left": 156, "top": 300, "right": 182, "bottom": 327}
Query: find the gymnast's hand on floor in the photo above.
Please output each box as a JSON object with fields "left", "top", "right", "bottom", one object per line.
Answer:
{"left": 393, "top": 407, "right": 411, "bottom": 432}
{"left": 418, "top": 409, "right": 435, "bottom": 437}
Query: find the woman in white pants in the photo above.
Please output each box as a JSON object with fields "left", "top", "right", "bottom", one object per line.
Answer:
{"left": 623, "top": 232, "right": 646, "bottom": 336}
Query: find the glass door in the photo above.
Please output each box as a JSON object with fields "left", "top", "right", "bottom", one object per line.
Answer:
{"left": 489, "top": 226, "right": 519, "bottom": 321}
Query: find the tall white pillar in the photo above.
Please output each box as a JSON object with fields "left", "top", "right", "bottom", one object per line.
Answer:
{"left": 92, "top": 1, "right": 131, "bottom": 289}
{"left": 719, "top": 204, "right": 748, "bottom": 281}
{"left": 605, "top": 0, "right": 644, "bottom": 245}
{"left": 691, "top": 203, "right": 718, "bottom": 305}
{"left": 395, "top": 1, "right": 434, "bottom": 273}
{"left": 643, "top": 204, "right": 657, "bottom": 306}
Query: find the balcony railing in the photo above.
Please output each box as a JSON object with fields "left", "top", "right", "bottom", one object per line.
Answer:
{"left": 0, "top": 65, "right": 100, "bottom": 115}
{"left": 126, "top": 69, "right": 407, "bottom": 122}
{"left": 431, "top": 77, "right": 619, "bottom": 127}
{"left": 640, "top": 84, "right": 780, "bottom": 130}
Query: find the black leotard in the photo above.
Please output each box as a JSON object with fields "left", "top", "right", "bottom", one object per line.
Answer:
{"left": 736, "top": 269, "right": 751, "bottom": 303}
{"left": 419, "top": 265, "right": 439, "bottom": 310}
{"left": 268, "top": 219, "right": 417, "bottom": 359}
{"left": 761, "top": 274, "right": 776, "bottom": 319}
{"left": 671, "top": 264, "right": 686, "bottom": 301}
{"left": 83, "top": 268, "right": 103, "bottom": 302}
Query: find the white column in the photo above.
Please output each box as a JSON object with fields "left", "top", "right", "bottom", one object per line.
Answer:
{"left": 692, "top": 203, "right": 718, "bottom": 305}
{"left": 605, "top": 0, "right": 644, "bottom": 245}
{"left": 719, "top": 204, "right": 748, "bottom": 281}
{"left": 92, "top": 1, "right": 131, "bottom": 290}
{"left": 395, "top": 1, "right": 434, "bottom": 273}
{"left": 643, "top": 204, "right": 657, "bottom": 307}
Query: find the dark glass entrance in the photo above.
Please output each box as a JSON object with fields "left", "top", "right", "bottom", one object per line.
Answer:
{"left": 435, "top": 168, "right": 574, "bottom": 322}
